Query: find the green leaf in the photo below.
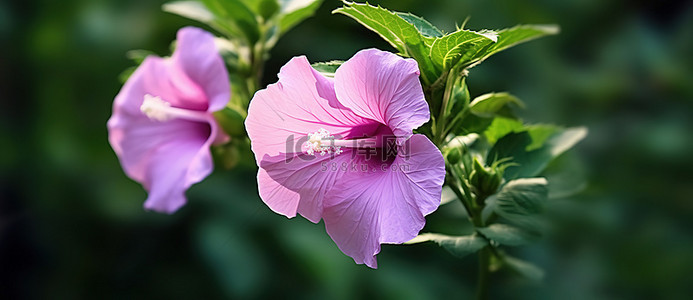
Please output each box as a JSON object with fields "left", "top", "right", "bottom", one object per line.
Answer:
{"left": 493, "top": 178, "right": 548, "bottom": 225}
{"left": 477, "top": 224, "right": 535, "bottom": 246}
{"left": 278, "top": 0, "right": 323, "bottom": 35}
{"left": 485, "top": 121, "right": 561, "bottom": 149}
{"left": 488, "top": 126, "right": 587, "bottom": 179}
{"left": 524, "top": 124, "right": 558, "bottom": 151}
{"left": 406, "top": 233, "right": 487, "bottom": 258}
{"left": 163, "top": 1, "right": 215, "bottom": 24}
{"left": 452, "top": 114, "right": 492, "bottom": 135}
{"left": 311, "top": 60, "right": 344, "bottom": 78}
{"left": 333, "top": 2, "right": 438, "bottom": 83}
{"left": 543, "top": 153, "right": 588, "bottom": 199}
{"left": 542, "top": 126, "right": 587, "bottom": 156}
{"left": 450, "top": 93, "right": 524, "bottom": 136}
{"left": 200, "top": 0, "right": 260, "bottom": 44}
{"left": 396, "top": 12, "right": 443, "bottom": 38}
{"left": 465, "top": 24, "right": 559, "bottom": 68}
{"left": 470, "top": 92, "right": 525, "bottom": 118}
{"left": 241, "top": 0, "right": 280, "bottom": 20}
{"left": 333, "top": 2, "right": 407, "bottom": 54}
{"left": 483, "top": 117, "right": 523, "bottom": 145}
{"left": 430, "top": 29, "right": 497, "bottom": 70}
{"left": 504, "top": 255, "right": 545, "bottom": 281}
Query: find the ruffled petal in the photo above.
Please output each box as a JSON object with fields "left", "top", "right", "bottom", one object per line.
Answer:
{"left": 109, "top": 113, "right": 216, "bottom": 213}
{"left": 247, "top": 56, "right": 378, "bottom": 160}
{"left": 322, "top": 134, "right": 445, "bottom": 268}
{"left": 142, "top": 119, "right": 217, "bottom": 213}
{"left": 334, "top": 49, "right": 431, "bottom": 144}
{"left": 257, "top": 150, "right": 356, "bottom": 222}
{"left": 113, "top": 55, "right": 207, "bottom": 116}
{"left": 247, "top": 56, "right": 382, "bottom": 220}
{"left": 378, "top": 134, "right": 445, "bottom": 235}
{"left": 172, "top": 27, "right": 230, "bottom": 112}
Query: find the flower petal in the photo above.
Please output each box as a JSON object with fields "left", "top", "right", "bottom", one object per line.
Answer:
{"left": 247, "top": 56, "right": 383, "bottom": 220}
{"left": 322, "top": 134, "right": 445, "bottom": 268}
{"left": 334, "top": 49, "right": 430, "bottom": 144}
{"left": 113, "top": 54, "right": 207, "bottom": 115}
{"left": 247, "top": 56, "right": 378, "bottom": 160}
{"left": 142, "top": 120, "right": 216, "bottom": 213}
{"left": 109, "top": 114, "right": 216, "bottom": 213}
{"left": 257, "top": 150, "right": 356, "bottom": 222}
{"left": 172, "top": 27, "right": 230, "bottom": 112}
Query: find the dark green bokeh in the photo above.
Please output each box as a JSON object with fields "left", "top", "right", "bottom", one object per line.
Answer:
{"left": 2, "top": 0, "right": 692, "bottom": 298}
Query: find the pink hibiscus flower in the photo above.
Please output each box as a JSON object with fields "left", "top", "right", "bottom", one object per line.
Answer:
{"left": 107, "top": 27, "right": 230, "bottom": 213}
{"left": 246, "top": 48, "right": 445, "bottom": 268}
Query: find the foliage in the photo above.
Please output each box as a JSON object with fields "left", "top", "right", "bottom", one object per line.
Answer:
{"left": 113, "top": 0, "right": 584, "bottom": 297}
{"left": 333, "top": 1, "right": 585, "bottom": 292}
{"left": 8, "top": 0, "right": 693, "bottom": 298}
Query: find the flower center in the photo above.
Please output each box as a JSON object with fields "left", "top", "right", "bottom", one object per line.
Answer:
{"left": 303, "top": 128, "right": 387, "bottom": 157}
{"left": 140, "top": 94, "right": 208, "bottom": 122}
{"left": 303, "top": 128, "right": 343, "bottom": 156}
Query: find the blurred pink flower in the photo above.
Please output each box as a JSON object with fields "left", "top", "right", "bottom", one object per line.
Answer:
{"left": 246, "top": 49, "right": 445, "bottom": 268}
{"left": 108, "top": 27, "right": 230, "bottom": 213}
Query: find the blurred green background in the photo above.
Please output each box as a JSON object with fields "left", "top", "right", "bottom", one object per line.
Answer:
{"left": 2, "top": 0, "right": 692, "bottom": 298}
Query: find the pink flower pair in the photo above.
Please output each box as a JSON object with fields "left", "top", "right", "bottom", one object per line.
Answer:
{"left": 108, "top": 27, "right": 444, "bottom": 267}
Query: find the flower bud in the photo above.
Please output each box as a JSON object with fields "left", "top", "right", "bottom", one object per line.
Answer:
{"left": 444, "top": 147, "right": 462, "bottom": 165}
{"left": 470, "top": 157, "right": 503, "bottom": 198}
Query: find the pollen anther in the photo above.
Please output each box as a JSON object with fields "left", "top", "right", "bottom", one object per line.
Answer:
{"left": 141, "top": 94, "right": 173, "bottom": 121}
{"left": 304, "top": 128, "right": 343, "bottom": 156}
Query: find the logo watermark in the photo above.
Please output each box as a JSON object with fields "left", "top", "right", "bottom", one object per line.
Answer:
{"left": 283, "top": 133, "right": 413, "bottom": 165}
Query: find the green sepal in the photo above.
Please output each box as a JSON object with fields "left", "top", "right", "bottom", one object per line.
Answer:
{"left": 469, "top": 157, "right": 504, "bottom": 198}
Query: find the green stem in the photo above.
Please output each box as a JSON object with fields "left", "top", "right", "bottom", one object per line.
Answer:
{"left": 434, "top": 73, "right": 456, "bottom": 146}
{"left": 442, "top": 106, "right": 469, "bottom": 138}
{"left": 471, "top": 196, "right": 491, "bottom": 300}
{"left": 446, "top": 178, "right": 473, "bottom": 221}
{"left": 250, "top": 42, "right": 264, "bottom": 93}
{"left": 471, "top": 192, "right": 491, "bottom": 299}
{"left": 476, "top": 247, "right": 491, "bottom": 300}
{"left": 447, "top": 163, "right": 492, "bottom": 299}
{"left": 445, "top": 165, "right": 474, "bottom": 219}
